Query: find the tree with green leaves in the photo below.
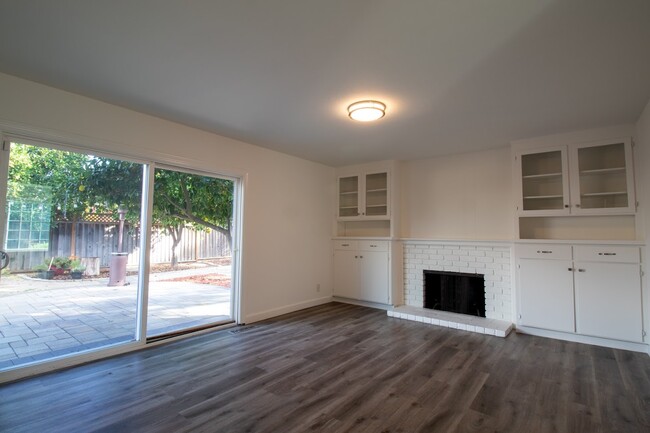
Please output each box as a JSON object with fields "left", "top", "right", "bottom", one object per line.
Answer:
{"left": 7, "top": 143, "right": 233, "bottom": 267}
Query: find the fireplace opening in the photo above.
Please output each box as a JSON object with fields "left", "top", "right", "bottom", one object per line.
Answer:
{"left": 423, "top": 270, "right": 485, "bottom": 317}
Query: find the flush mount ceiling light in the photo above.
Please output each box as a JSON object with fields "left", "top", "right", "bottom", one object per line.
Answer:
{"left": 347, "top": 100, "right": 386, "bottom": 122}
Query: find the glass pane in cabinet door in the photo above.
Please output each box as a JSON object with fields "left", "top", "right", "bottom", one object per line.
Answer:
{"left": 365, "top": 173, "right": 387, "bottom": 217}
{"left": 339, "top": 176, "right": 359, "bottom": 217}
{"left": 577, "top": 143, "right": 628, "bottom": 209}
{"left": 521, "top": 151, "right": 565, "bottom": 211}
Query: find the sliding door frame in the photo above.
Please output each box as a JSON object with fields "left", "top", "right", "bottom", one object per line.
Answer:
{"left": 0, "top": 132, "right": 244, "bottom": 383}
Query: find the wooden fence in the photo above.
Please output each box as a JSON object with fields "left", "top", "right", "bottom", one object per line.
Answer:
{"left": 8, "top": 221, "right": 230, "bottom": 272}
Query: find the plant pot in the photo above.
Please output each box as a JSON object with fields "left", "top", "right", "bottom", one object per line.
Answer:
{"left": 71, "top": 271, "right": 83, "bottom": 280}
{"left": 39, "top": 270, "right": 55, "bottom": 280}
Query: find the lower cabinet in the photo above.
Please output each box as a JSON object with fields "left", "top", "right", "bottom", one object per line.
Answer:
{"left": 574, "top": 261, "right": 643, "bottom": 342}
{"left": 519, "top": 258, "right": 575, "bottom": 333}
{"left": 333, "top": 240, "right": 389, "bottom": 304}
{"left": 516, "top": 243, "right": 644, "bottom": 343}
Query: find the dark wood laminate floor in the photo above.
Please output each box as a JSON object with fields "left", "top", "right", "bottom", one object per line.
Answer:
{"left": 1, "top": 302, "right": 649, "bottom": 433}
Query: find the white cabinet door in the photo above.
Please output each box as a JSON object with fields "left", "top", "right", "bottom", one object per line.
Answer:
{"left": 516, "top": 147, "right": 570, "bottom": 216}
{"left": 359, "top": 251, "right": 389, "bottom": 304}
{"left": 338, "top": 175, "right": 360, "bottom": 219}
{"left": 569, "top": 139, "right": 635, "bottom": 215}
{"left": 519, "top": 259, "right": 575, "bottom": 332}
{"left": 333, "top": 250, "right": 360, "bottom": 299}
{"left": 574, "top": 262, "right": 643, "bottom": 342}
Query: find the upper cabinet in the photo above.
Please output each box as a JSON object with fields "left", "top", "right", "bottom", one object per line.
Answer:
{"left": 338, "top": 171, "right": 389, "bottom": 220}
{"left": 516, "top": 138, "right": 635, "bottom": 216}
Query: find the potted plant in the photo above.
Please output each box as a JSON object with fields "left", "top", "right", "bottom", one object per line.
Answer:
{"left": 70, "top": 260, "right": 86, "bottom": 280}
{"left": 50, "top": 256, "right": 72, "bottom": 276}
{"left": 33, "top": 264, "right": 55, "bottom": 280}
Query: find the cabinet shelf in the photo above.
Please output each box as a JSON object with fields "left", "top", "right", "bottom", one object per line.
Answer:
{"left": 339, "top": 206, "right": 359, "bottom": 210}
{"left": 580, "top": 167, "right": 626, "bottom": 175}
{"left": 522, "top": 172, "right": 563, "bottom": 179}
{"left": 339, "top": 191, "right": 358, "bottom": 195}
{"left": 366, "top": 188, "right": 387, "bottom": 193}
{"left": 366, "top": 204, "right": 387, "bottom": 208}
{"left": 581, "top": 191, "right": 627, "bottom": 197}
{"left": 523, "top": 195, "right": 563, "bottom": 200}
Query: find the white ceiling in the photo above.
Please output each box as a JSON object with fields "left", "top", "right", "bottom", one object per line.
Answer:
{"left": 0, "top": 1, "right": 649, "bottom": 167}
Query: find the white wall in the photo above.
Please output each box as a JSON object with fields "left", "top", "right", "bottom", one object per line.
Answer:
{"left": 0, "top": 72, "right": 334, "bottom": 323}
{"left": 634, "top": 98, "right": 650, "bottom": 352}
{"left": 399, "top": 147, "right": 513, "bottom": 240}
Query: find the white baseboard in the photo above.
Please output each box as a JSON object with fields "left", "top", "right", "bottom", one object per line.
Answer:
{"left": 517, "top": 326, "right": 649, "bottom": 354}
{"left": 243, "top": 296, "right": 333, "bottom": 323}
{"left": 331, "top": 296, "right": 392, "bottom": 310}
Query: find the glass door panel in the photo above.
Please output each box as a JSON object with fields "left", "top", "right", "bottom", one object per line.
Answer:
{"left": 0, "top": 142, "right": 143, "bottom": 370}
{"left": 577, "top": 143, "right": 628, "bottom": 210}
{"left": 521, "top": 150, "right": 566, "bottom": 211}
{"left": 365, "top": 172, "right": 388, "bottom": 217}
{"left": 146, "top": 167, "right": 234, "bottom": 338}
{"left": 338, "top": 176, "right": 359, "bottom": 218}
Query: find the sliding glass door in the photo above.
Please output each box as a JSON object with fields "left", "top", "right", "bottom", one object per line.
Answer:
{"left": 0, "top": 139, "right": 239, "bottom": 373}
{"left": 0, "top": 142, "right": 143, "bottom": 369}
{"left": 146, "top": 166, "right": 234, "bottom": 338}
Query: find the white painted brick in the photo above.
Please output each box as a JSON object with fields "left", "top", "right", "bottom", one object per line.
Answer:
{"left": 437, "top": 249, "right": 452, "bottom": 255}
{"left": 453, "top": 261, "right": 469, "bottom": 268}
{"left": 469, "top": 250, "right": 485, "bottom": 257}
{"left": 485, "top": 251, "right": 502, "bottom": 258}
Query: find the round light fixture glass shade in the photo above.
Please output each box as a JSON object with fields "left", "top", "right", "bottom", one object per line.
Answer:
{"left": 347, "top": 100, "right": 386, "bottom": 122}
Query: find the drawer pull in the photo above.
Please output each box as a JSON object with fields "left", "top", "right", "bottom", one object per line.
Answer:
{"left": 537, "top": 250, "right": 553, "bottom": 254}
{"left": 578, "top": 269, "right": 586, "bottom": 272}
{"left": 568, "top": 268, "right": 574, "bottom": 272}
{"left": 598, "top": 252, "right": 616, "bottom": 256}
{"left": 369, "top": 245, "right": 377, "bottom": 247}
{"left": 341, "top": 244, "right": 350, "bottom": 247}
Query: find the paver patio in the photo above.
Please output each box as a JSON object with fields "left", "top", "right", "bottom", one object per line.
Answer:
{"left": 0, "top": 265, "right": 232, "bottom": 370}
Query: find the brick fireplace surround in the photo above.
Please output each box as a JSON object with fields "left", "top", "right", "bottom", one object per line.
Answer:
{"left": 389, "top": 240, "right": 514, "bottom": 337}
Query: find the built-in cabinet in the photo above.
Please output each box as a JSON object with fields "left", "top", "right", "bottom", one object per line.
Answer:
{"left": 333, "top": 160, "right": 402, "bottom": 307}
{"left": 338, "top": 172, "right": 389, "bottom": 220}
{"left": 333, "top": 240, "right": 389, "bottom": 304}
{"left": 516, "top": 243, "right": 644, "bottom": 343}
{"left": 516, "top": 138, "right": 635, "bottom": 216}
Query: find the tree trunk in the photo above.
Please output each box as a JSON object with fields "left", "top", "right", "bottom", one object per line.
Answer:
{"left": 168, "top": 225, "right": 184, "bottom": 269}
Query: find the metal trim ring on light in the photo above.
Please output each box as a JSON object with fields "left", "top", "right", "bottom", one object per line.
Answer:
{"left": 347, "top": 100, "right": 386, "bottom": 122}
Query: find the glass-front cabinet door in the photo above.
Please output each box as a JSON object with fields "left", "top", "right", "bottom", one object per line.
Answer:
{"left": 570, "top": 139, "right": 635, "bottom": 214}
{"left": 364, "top": 172, "right": 388, "bottom": 218}
{"left": 338, "top": 172, "right": 389, "bottom": 220}
{"left": 518, "top": 147, "right": 570, "bottom": 215}
{"left": 338, "top": 175, "right": 360, "bottom": 218}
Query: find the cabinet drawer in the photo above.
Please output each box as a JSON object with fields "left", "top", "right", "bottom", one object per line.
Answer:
{"left": 333, "top": 240, "right": 358, "bottom": 250}
{"left": 573, "top": 245, "right": 640, "bottom": 263}
{"left": 516, "top": 244, "right": 572, "bottom": 260}
{"left": 359, "top": 241, "right": 389, "bottom": 252}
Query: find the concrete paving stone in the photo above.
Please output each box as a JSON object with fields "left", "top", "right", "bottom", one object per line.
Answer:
{"left": 0, "top": 335, "right": 24, "bottom": 345}
{"left": 24, "top": 335, "right": 59, "bottom": 345}
{"left": 1, "top": 326, "right": 31, "bottom": 336}
{"left": 0, "top": 358, "right": 15, "bottom": 367}
{"left": 13, "top": 344, "right": 50, "bottom": 357}
{"left": 0, "top": 346, "right": 15, "bottom": 357}
{"left": 9, "top": 340, "right": 27, "bottom": 349}
{"left": 46, "top": 339, "right": 80, "bottom": 351}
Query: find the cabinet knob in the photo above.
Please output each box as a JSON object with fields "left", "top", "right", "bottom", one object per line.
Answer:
{"left": 564, "top": 204, "right": 569, "bottom": 208}
{"left": 568, "top": 267, "right": 574, "bottom": 271}
{"left": 354, "top": 255, "right": 358, "bottom": 258}
{"left": 575, "top": 203, "right": 581, "bottom": 208}
{"left": 359, "top": 255, "right": 363, "bottom": 259}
